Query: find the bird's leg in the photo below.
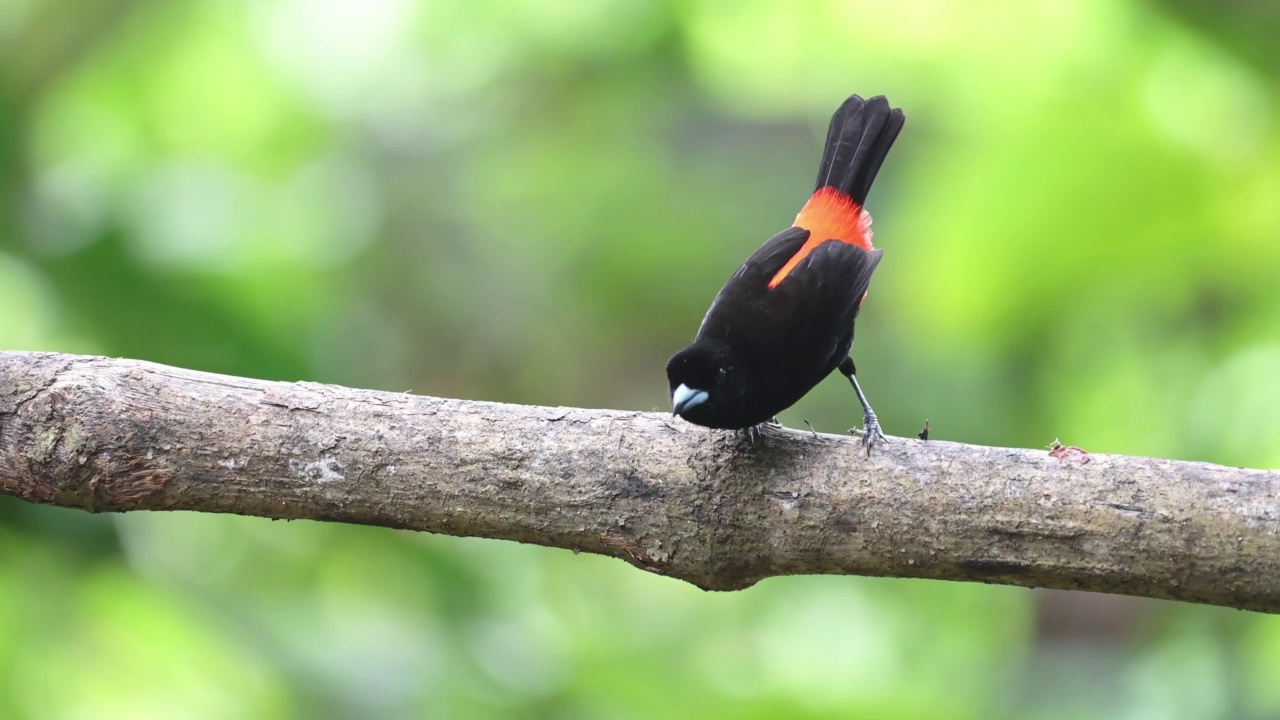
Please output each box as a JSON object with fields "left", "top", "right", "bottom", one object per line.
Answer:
{"left": 839, "top": 357, "right": 887, "bottom": 455}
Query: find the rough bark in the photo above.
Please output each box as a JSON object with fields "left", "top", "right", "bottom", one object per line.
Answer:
{"left": 2, "top": 351, "right": 1278, "bottom": 612}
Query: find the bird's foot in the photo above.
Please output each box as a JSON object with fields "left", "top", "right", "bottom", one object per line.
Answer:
{"left": 849, "top": 411, "right": 888, "bottom": 455}
{"left": 743, "top": 418, "right": 782, "bottom": 445}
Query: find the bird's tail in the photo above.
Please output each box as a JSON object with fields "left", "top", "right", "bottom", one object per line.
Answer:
{"left": 813, "top": 94, "right": 905, "bottom": 205}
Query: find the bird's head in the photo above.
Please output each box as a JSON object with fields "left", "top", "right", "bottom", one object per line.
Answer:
{"left": 666, "top": 341, "right": 744, "bottom": 427}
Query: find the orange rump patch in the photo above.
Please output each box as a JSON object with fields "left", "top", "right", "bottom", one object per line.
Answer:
{"left": 767, "top": 186, "right": 873, "bottom": 288}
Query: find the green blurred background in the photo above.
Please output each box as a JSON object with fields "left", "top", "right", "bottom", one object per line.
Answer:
{"left": 2, "top": 0, "right": 1279, "bottom": 717}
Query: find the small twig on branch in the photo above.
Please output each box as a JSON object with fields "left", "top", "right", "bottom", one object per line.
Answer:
{"left": 2, "top": 351, "right": 1278, "bottom": 613}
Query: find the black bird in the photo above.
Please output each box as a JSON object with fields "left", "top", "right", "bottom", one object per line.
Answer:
{"left": 666, "top": 94, "right": 905, "bottom": 451}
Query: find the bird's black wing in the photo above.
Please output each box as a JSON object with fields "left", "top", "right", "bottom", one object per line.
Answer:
{"left": 774, "top": 239, "right": 882, "bottom": 331}
{"left": 699, "top": 227, "right": 882, "bottom": 375}
{"left": 696, "top": 226, "right": 811, "bottom": 339}
{"left": 763, "top": 239, "right": 882, "bottom": 370}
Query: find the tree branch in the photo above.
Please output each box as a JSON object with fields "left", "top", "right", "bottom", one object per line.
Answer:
{"left": 2, "top": 351, "right": 1277, "bottom": 612}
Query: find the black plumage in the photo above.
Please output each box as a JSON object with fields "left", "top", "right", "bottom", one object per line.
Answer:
{"left": 816, "top": 94, "right": 905, "bottom": 203}
{"left": 666, "top": 94, "right": 904, "bottom": 451}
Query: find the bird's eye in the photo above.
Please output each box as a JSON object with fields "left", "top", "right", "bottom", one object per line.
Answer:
{"left": 717, "top": 367, "right": 727, "bottom": 379}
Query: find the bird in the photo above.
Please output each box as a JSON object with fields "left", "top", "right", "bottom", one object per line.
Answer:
{"left": 666, "top": 93, "right": 904, "bottom": 452}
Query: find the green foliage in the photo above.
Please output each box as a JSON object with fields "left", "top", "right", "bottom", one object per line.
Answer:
{"left": 2, "top": 0, "right": 1278, "bottom": 716}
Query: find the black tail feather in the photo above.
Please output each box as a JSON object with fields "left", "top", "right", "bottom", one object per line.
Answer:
{"left": 814, "top": 94, "right": 905, "bottom": 205}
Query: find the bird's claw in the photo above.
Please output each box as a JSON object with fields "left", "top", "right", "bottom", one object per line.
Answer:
{"left": 743, "top": 418, "right": 784, "bottom": 446}
{"left": 849, "top": 412, "right": 887, "bottom": 455}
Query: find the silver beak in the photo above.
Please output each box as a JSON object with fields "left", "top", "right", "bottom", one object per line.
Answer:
{"left": 671, "top": 383, "right": 709, "bottom": 416}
